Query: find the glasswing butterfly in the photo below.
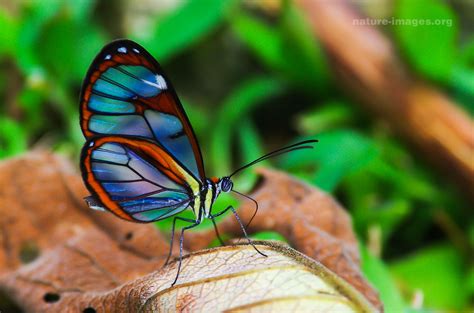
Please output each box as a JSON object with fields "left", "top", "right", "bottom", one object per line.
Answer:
{"left": 79, "top": 39, "right": 317, "bottom": 286}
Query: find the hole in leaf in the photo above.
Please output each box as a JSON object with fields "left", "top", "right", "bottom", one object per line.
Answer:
{"left": 125, "top": 232, "right": 133, "bottom": 240}
{"left": 43, "top": 292, "right": 60, "bottom": 303}
{"left": 83, "top": 307, "right": 96, "bottom": 313}
{"left": 19, "top": 240, "right": 40, "bottom": 263}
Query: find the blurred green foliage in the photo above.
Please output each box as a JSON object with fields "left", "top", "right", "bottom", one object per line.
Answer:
{"left": 390, "top": 244, "right": 469, "bottom": 310}
{"left": 395, "top": 0, "right": 458, "bottom": 82}
{"left": 0, "top": 0, "right": 472, "bottom": 311}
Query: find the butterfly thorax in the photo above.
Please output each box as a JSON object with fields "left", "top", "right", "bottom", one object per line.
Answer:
{"left": 196, "top": 177, "right": 233, "bottom": 220}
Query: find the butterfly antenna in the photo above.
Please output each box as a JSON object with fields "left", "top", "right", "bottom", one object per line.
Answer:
{"left": 228, "top": 139, "right": 318, "bottom": 178}
{"left": 232, "top": 189, "right": 259, "bottom": 231}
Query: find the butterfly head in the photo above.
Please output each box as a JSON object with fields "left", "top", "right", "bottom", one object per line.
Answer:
{"left": 219, "top": 176, "right": 233, "bottom": 193}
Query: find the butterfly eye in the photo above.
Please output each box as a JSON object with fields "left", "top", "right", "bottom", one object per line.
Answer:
{"left": 220, "top": 178, "right": 233, "bottom": 192}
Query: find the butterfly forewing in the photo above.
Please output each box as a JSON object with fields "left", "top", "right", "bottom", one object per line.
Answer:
{"left": 80, "top": 39, "right": 205, "bottom": 181}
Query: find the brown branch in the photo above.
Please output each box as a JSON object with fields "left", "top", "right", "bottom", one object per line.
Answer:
{"left": 296, "top": 0, "right": 474, "bottom": 199}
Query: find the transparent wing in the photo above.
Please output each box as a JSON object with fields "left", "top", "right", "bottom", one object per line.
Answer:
{"left": 81, "top": 136, "right": 199, "bottom": 222}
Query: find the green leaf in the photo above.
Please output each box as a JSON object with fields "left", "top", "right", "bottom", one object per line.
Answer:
{"left": 231, "top": 7, "right": 331, "bottom": 94}
{"left": 231, "top": 12, "right": 285, "bottom": 71}
{"left": 0, "top": 8, "right": 18, "bottom": 56}
{"left": 36, "top": 17, "right": 107, "bottom": 83}
{"left": 238, "top": 119, "right": 265, "bottom": 165}
{"left": 235, "top": 119, "right": 265, "bottom": 192}
{"left": 368, "top": 158, "right": 437, "bottom": 202}
{"left": 279, "top": 130, "right": 379, "bottom": 192}
{"left": 459, "top": 36, "right": 474, "bottom": 67}
{"left": 450, "top": 31, "right": 474, "bottom": 115}
{"left": 468, "top": 264, "right": 474, "bottom": 298}
{"left": 64, "top": 0, "right": 96, "bottom": 21}
{"left": 450, "top": 65, "right": 474, "bottom": 115}
{"left": 296, "top": 101, "right": 354, "bottom": 134}
{"left": 279, "top": 4, "right": 330, "bottom": 93}
{"left": 0, "top": 117, "right": 27, "bottom": 159}
{"left": 210, "top": 77, "right": 283, "bottom": 175}
{"left": 251, "top": 231, "right": 288, "bottom": 243}
{"left": 181, "top": 100, "right": 210, "bottom": 137}
{"left": 138, "top": 0, "right": 234, "bottom": 62}
{"left": 390, "top": 244, "right": 469, "bottom": 310}
{"left": 353, "top": 198, "right": 411, "bottom": 243}
{"left": 360, "top": 243, "right": 406, "bottom": 312}
{"left": 18, "top": 84, "right": 47, "bottom": 134}
{"left": 394, "top": 0, "right": 458, "bottom": 82}
{"left": 15, "top": 0, "right": 63, "bottom": 74}
{"left": 352, "top": 136, "right": 438, "bottom": 203}
{"left": 313, "top": 132, "right": 378, "bottom": 191}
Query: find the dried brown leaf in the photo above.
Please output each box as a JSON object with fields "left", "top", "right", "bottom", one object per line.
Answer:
{"left": 185, "top": 168, "right": 382, "bottom": 310}
{"left": 0, "top": 153, "right": 380, "bottom": 312}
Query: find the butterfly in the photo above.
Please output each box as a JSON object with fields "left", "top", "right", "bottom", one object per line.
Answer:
{"left": 79, "top": 39, "right": 317, "bottom": 286}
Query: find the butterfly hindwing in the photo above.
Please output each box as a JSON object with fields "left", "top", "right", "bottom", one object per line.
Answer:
{"left": 80, "top": 39, "right": 205, "bottom": 181}
{"left": 81, "top": 136, "right": 201, "bottom": 222}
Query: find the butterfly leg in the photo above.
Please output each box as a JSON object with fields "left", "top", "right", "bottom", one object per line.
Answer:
{"left": 211, "top": 218, "right": 226, "bottom": 246}
{"left": 164, "top": 216, "right": 196, "bottom": 267}
{"left": 171, "top": 220, "right": 200, "bottom": 287}
{"left": 210, "top": 206, "right": 267, "bottom": 258}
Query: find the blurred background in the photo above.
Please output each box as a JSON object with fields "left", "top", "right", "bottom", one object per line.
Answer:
{"left": 0, "top": 0, "right": 472, "bottom": 311}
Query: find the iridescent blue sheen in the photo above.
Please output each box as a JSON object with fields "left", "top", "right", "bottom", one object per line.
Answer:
{"left": 91, "top": 146, "right": 129, "bottom": 164}
{"left": 102, "top": 66, "right": 160, "bottom": 98}
{"left": 102, "top": 181, "right": 159, "bottom": 197}
{"left": 93, "top": 78, "right": 134, "bottom": 99}
{"left": 91, "top": 65, "right": 161, "bottom": 100}
{"left": 89, "top": 140, "right": 191, "bottom": 220}
{"left": 145, "top": 110, "right": 199, "bottom": 178}
{"left": 127, "top": 150, "right": 182, "bottom": 190}
{"left": 89, "top": 94, "right": 135, "bottom": 113}
{"left": 121, "top": 192, "right": 188, "bottom": 213}
{"left": 158, "top": 202, "right": 190, "bottom": 219}
{"left": 99, "top": 142, "right": 126, "bottom": 154}
{"left": 91, "top": 162, "right": 140, "bottom": 181}
{"left": 86, "top": 62, "right": 201, "bottom": 182}
{"left": 89, "top": 115, "right": 153, "bottom": 137}
{"left": 119, "top": 65, "right": 156, "bottom": 83}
